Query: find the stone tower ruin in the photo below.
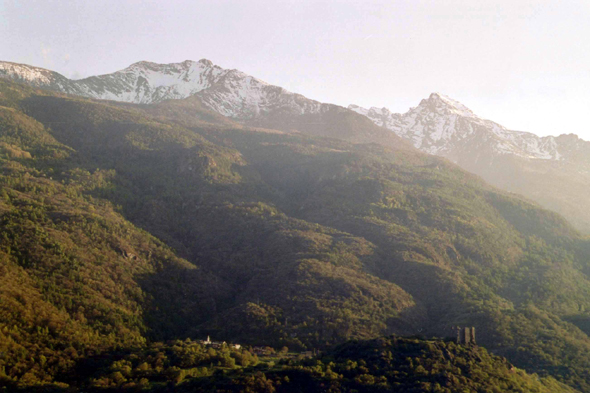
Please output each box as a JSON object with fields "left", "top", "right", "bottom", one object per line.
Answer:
{"left": 453, "top": 326, "right": 476, "bottom": 345}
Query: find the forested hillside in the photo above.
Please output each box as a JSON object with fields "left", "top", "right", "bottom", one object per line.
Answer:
{"left": 2, "top": 79, "right": 590, "bottom": 391}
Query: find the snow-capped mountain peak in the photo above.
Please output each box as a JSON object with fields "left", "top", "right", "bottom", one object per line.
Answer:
{"left": 0, "top": 59, "right": 325, "bottom": 119}
{"left": 349, "top": 94, "right": 568, "bottom": 161}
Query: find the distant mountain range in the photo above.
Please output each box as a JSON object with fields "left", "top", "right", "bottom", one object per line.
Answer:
{"left": 2, "top": 59, "right": 590, "bottom": 232}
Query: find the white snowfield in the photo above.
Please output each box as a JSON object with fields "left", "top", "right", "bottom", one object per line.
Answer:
{"left": 349, "top": 93, "right": 568, "bottom": 161}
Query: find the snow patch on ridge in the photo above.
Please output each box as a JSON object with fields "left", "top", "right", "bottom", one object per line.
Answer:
{"left": 0, "top": 62, "right": 55, "bottom": 85}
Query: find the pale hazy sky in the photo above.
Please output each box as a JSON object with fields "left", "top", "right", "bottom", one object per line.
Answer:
{"left": 1, "top": 0, "right": 589, "bottom": 138}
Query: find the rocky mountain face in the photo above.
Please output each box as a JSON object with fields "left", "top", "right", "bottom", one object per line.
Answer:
{"left": 350, "top": 94, "right": 590, "bottom": 233}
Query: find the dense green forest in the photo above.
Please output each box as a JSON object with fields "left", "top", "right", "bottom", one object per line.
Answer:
{"left": 2, "top": 79, "right": 590, "bottom": 391}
